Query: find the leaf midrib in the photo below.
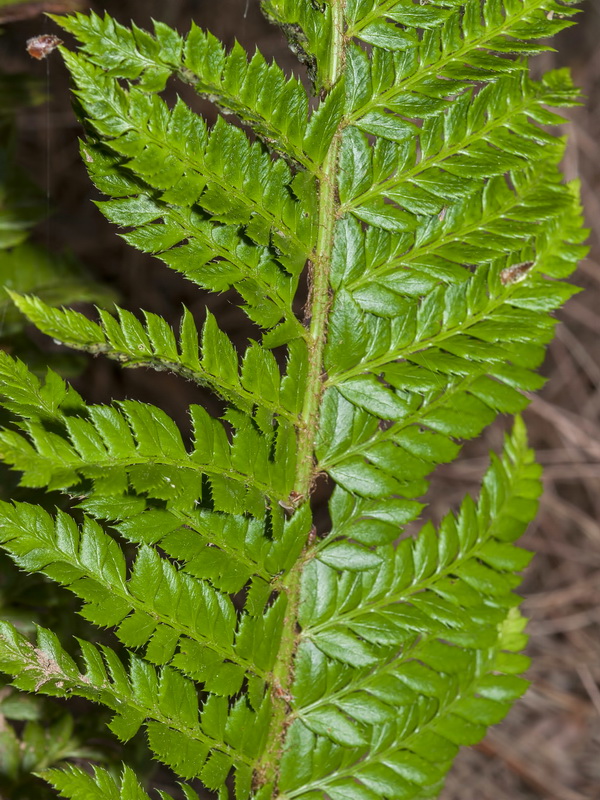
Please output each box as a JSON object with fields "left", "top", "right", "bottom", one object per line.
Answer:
{"left": 350, "top": 172, "right": 546, "bottom": 292}
{"left": 163, "top": 203, "right": 300, "bottom": 325}
{"left": 61, "top": 340, "right": 299, "bottom": 424}
{"left": 348, "top": 0, "right": 554, "bottom": 123}
{"left": 283, "top": 644, "right": 496, "bottom": 798}
{"left": 177, "top": 68, "right": 314, "bottom": 171}
{"left": 9, "top": 522, "right": 268, "bottom": 679}
{"left": 303, "top": 507, "right": 516, "bottom": 638}
{"left": 319, "top": 372, "right": 483, "bottom": 472}
{"left": 344, "top": 77, "right": 550, "bottom": 213}
{"left": 326, "top": 282, "right": 521, "bottom": 391}
{"left": 80, "top": 60, "right": 312, "bottom": 261}
{"left": 7, "top": 434, "right": 288, "bottom": 503}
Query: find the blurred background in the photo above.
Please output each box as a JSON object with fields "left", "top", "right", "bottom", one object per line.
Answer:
{"left": 0, "top": 1, "right": 598, "bottom": 798}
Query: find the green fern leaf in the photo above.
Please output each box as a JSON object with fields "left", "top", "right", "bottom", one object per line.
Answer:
{"left": 43, "top": 764, "right": 187, "bottom": 800}
{"left": 0, "top": 2, "right": 587, "bottom": 799}
{"left": 8, "top": 292, "right": 300, "bottom": 420}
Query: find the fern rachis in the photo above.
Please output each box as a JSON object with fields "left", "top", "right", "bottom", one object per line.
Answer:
{"left": 0, "top": 2, "right": 587, "bottom": 799}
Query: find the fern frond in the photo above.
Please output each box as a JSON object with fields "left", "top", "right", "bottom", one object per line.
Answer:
{"left": 0, "top": 3, "right": 587, "bottom": 799}
{"left": 0, "top": 356, "right": 296, "bottom": 510}
{"left": 63, "top": 50, "right": 317, "bottom": 333}
{"left": 318, "top": 48, "right": 585, "bottom": 503}
{"left": 0, "top": 622, "right": 270, "bottom": 782}
{"left": 9, "top": 293, "right": 303, "bottom": 422}
{"left": 282, "top": 612, "right": 528, "bottom": 800}
{"left": 44, "top": 764, "right": 187, "bottom": 800}
{"left": 110, "top": 503, "right": 307, "bottom": 593}
{"left": 347, "top": 0, "right": 579, "bottom": 127}
{"left": 0, "top": 351, "right": 85, "bottom": 421}
{"left": 309, "top": 417, "right": 539, "bottom": 657}
{"left": 181, "top": 29, "right": 312, "bottom": 166}
{"left": 343, "top": 70, "right": 579, "bottom": 234}
{"left": 282, "top": 419, "right": 538, "bottom": 799}
{"left": 0, "top": 502, "right": 274, "bottom": 681}
{"left": 52, "top": 11, "right": 313, "bottom": 169}
{"left": 49, "top": 11, "right": 184, "bottom": 92}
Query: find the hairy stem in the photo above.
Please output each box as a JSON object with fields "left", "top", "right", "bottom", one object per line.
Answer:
{"left": 293, "top": 2, "right": 346, "bottom": 501}
{"left": 256, "top": 2, "right": 347, "bottom": 793}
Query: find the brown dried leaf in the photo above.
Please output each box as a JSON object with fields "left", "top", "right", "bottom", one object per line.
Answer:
{"left": 26, "top": 33, "right": 62, "bottom": 59}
